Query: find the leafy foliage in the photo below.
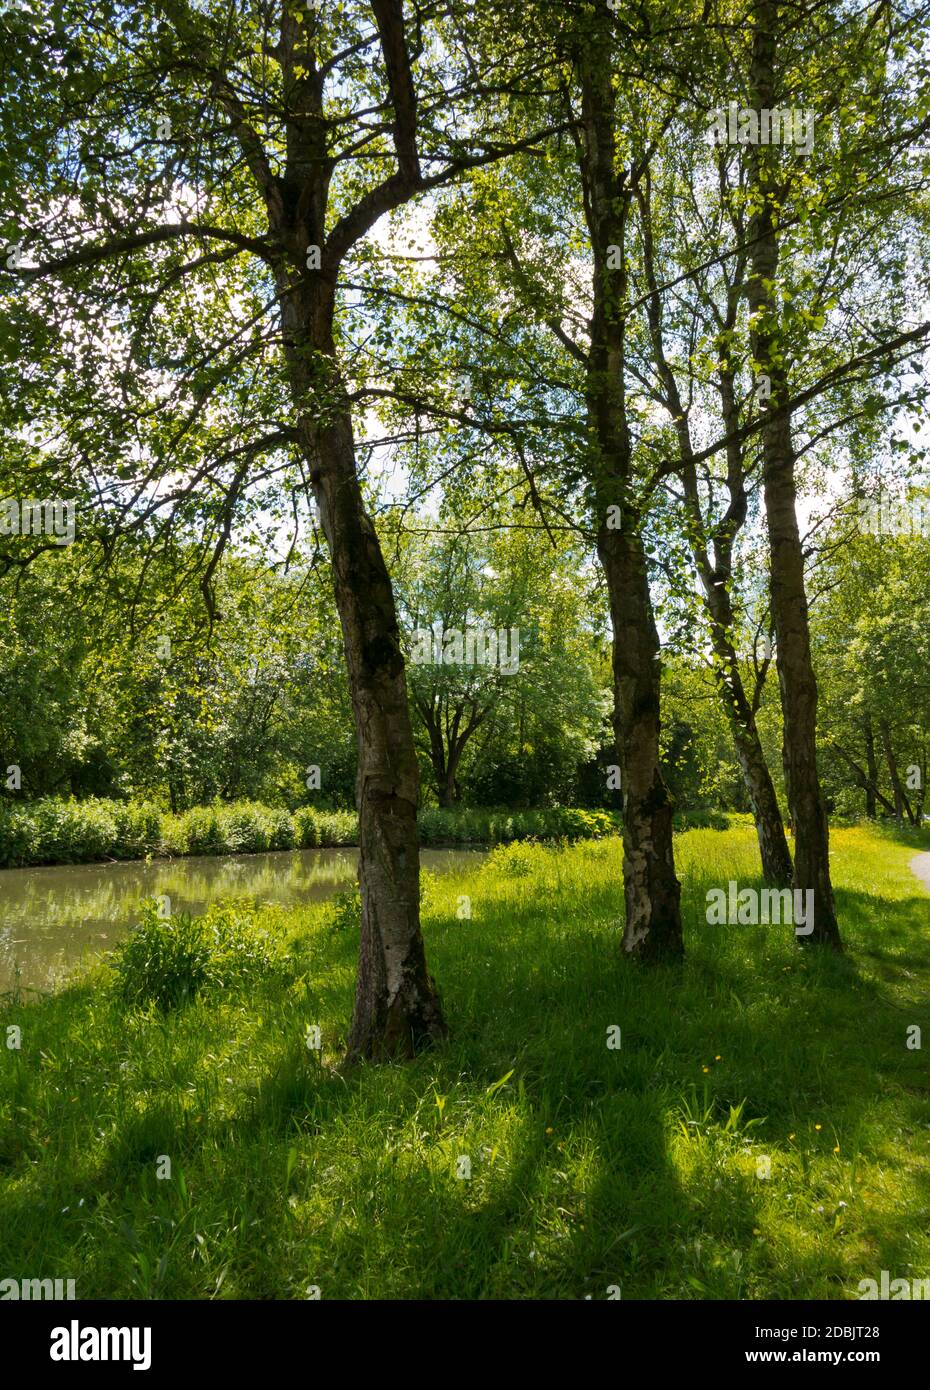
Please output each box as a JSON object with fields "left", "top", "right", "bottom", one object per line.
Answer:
{"left": 109, "top": 901, "right": 287, "bottom": 1012}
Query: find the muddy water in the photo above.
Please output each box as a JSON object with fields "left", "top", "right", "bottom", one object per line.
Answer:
{"left": 0, "top": 847, "right": 484, "bottom": 995}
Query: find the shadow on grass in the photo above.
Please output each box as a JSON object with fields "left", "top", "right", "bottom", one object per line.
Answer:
{"left": 2, "top": 833, "right": 929, "bottom": 1298}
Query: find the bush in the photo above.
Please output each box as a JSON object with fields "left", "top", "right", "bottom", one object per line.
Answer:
{"left": 179, "top": 806, "right": 224, "bottom": 856}
{"left": 0, "top": 796, "right": 631, "bottom": 870}
{"left": 293, "top": 806, "right": 320, "bottom": 848}
{"left": 109, "top": 901, "right": 287, "bottom": 1011}
{"left": 159, "top": 811, "right": 187, "bottom": 857}
{"left": 0, "top": 796, "right": 163, "bottom": 866}
{"left": 109, "top": 903, "right": 214, "bottom": 1011}
{"left": 328, "top": 885, "right": 362, "bottom": 933}
{"left": 33, "top": 798, "right": 117, "bottom": 862}
{"left": 482, "top": 840, "right": 541, "bottom": 878}
{"left": 203, "top": 904, "right": 288, "bottom": 987}
{"left": 295, "top": 806, "right": 358, "bottom": 846}
{"left": 417, "top": 806, "right": 622, "bottom": 847}
{"left": 110, "top": 801, "right": 161, "bottom": 858}
{"left": 218, "top": 803, "right": 272, "bottom": 854}
{"left": 316, "top": 810, "right": 357, "bottom": 845}
{"left": 268, "top": 807, "right": 296, "bottom": 850}
{"left": 0, "top": 802, "right": 36, "bottom": 867}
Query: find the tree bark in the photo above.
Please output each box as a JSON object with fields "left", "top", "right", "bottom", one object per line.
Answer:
{"left": 880, "top": 718, "right": 915, "bottom": 826}
{"left": 278, "top": 260, "right": 445, "bottom": 1060}
{"left": 863, "top": 714, "right": 878, "bottom": 818}
{"left": 724, "top": 668, "right": 793, "bottom": 885}
{"left": 746, "top": 0, "right": 841, "bottom": 947}
{"left": 308, "top": 399, "right": 445, "bottom": 1059}
{"left": 438, "top": 766, "right": 459, "bottom": 808}
{"left": 684, "top": 498, "right": 791, "bottom": 886}
{"left": 599, "top": 528, "right": 683, "bottom": 959}
{"left": 758, "top": 410, "right": 839, "bottom": 943}
{"left": 698, "top": 519, "right": 791, "bottom": 887}
{"left": 577, "top": 49, "right": 683, "bottom": 960}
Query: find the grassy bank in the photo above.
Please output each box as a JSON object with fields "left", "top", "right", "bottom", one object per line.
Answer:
{"left": 1, "top": 823, "right": 928, "bottom": 1298}
{"left": 0, "top": 798, "right": 632, "bottom": 869}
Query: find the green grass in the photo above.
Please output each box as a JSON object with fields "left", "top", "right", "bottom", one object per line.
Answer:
{"left": 1, "top": 823, "right": 929, "bottom": 1299}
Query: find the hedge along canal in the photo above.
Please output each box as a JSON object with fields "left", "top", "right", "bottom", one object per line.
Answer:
{"left": 0, "top": 847, "right": 486, "bottom": 996}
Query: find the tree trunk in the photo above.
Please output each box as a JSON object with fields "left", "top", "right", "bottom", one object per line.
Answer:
{"left": 318, "top": 407, "right": 445, "bottom": 1059}
{"left": 915, "top": 761, "right": 926, "bottom": 825}
{"left": 418, "top": 698, "right": 478, "bottom": 809}
{"left": 599, "top": 528, "right": 683, "bottom": 960}
{"left": 578, "top": 44, "right": 683, "bottom": 960}
{"left": 438, "top": 771, "right": 458, "bottom": 808}
{"left": 760, "top": 422, "right": 839, "bottom": 944}
{"left": 863, "top": 714, "right": 878, "bottom": 818}
{"left": 914, "top": 739, "right": 926, "bottom": 823}
{"left": 283, "top": 286, "right": 445, "bottom": 1060}
{"left": 694, "top": 517, "right": 792, "bottom": 886}
{"left": 423, "top": 709, "right": 451, "bottom": 808}
{"left": 880, "top": 718, "right": 913, "bottom": 826}
{"left": 439, "top": 710, "right": 468, "bottom": 809}
{"left": 746, "top": 0, "right": 841, "bottom": 948}
{"left": 731, "top": 707, "right": 794, "bottom": 885}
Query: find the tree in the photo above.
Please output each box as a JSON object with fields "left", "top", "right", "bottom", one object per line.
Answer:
{"left": 736, "top": 0, "right": 930, "bottom": 942}
{"left": 392, "top": 511, "right": 609, "bottom": 807}
{"left": 632, "top": 153, "right": 793, "bottom": 885}
{"left": 814, "top": 499, "right": 930, "bottom": 824}
{"left": 0, "top": 0, "right": 557, "bottom": 1057}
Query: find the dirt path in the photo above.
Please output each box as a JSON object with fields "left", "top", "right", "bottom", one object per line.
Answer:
{"left": 909, "top": 852, "right": 930, "bottom": 894}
